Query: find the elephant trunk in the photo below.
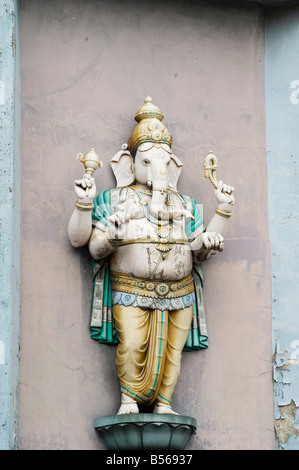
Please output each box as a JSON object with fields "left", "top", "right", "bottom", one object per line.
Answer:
{"left": 148, "top": 160, "right": 192, "bottom": 222}
{"left": 148, "top": 159, "right": 171, "bottom": 221}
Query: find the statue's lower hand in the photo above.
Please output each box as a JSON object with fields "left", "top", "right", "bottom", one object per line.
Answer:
{"left": 107, "top": 207, "right": 128, "bottom": 241}
{"left": 202, "top": 232, "right": 224, "bottom": 252}
{"left": 74, "top": 174, "right": 96, "bottom": 203}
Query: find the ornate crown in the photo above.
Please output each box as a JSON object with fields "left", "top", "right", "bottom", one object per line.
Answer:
{"left": 127, "top": 96, "right": 172, "bottom": 152}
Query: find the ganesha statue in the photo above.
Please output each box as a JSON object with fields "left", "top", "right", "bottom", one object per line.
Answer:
{"left": 68, "top": 97, "right": 234, "bottom": 416}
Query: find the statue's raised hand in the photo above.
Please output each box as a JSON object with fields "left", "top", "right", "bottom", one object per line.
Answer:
{"left": 74, "top": 174, "right": 96, "bottom": 203}
{"left": 215, "top": 180, "right": 234, "bottom": 207}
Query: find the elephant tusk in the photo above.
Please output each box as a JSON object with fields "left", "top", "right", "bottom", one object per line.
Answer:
{"left": 147, "top": 180, "right": 152, "bottom": 187}
{"left": 150, "top": 207, "right": 195, "bottom": 221}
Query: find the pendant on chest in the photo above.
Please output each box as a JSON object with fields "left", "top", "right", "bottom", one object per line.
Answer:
{"left": 156, "top": 225, "right": 172, "bottom": 252}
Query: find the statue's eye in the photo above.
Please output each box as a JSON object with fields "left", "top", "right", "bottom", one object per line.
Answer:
{"left": 143, "top": 159, "right": 150, "bottom": 165}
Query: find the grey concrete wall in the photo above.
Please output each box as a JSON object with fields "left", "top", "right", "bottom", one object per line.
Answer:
{"left": 0, "top": 0, "right": 21, "bottom": 450}
{"left": 18, "top": 0, "right": 274, "bottom": 449}
{"left": 266, "top": 5, "right": 299, "bottom": 449}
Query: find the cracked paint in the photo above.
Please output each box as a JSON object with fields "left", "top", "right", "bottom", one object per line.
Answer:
{"left": 275, "top": 400, "right": 299, "bottom": 445}
{"left": 273, "top": 343, "right": 299, "bottom": 448}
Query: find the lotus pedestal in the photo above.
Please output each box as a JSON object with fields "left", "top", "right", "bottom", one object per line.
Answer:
{"left": 94, "top": 414, "right": 196, "bottom": 450}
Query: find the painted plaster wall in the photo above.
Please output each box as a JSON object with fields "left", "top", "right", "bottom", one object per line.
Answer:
{"left": 18, "top": 0, "right": 274, "bottom": 449}
{"left": 0, "top": 0, "right": 20, "bottom": 450}
{"left": 265, "top": 6, "right": 299, "bottom": 449}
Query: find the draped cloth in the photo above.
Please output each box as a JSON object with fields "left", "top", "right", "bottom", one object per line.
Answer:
{"left": 113, "top": 304, "right": 193, "bottom": 406}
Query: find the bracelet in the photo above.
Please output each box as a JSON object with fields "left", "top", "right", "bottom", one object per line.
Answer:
{"left": 75, "top": 200, "right": 94, "bottom": 211}
{"left": 107, "top": 234, "right": 123, "bottom": 247}
{"left": 215, "top": 208, "right": 232, "bottom": 218}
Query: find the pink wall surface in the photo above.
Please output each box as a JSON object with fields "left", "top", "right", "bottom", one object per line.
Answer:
{"left": 19, "top": 0, "right": 275, "bottom": 449}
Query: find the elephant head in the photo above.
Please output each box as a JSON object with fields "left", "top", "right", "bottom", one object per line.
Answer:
{"left": 110, "top": 143, "right": 193, "bottom": 222}
{"left": 110, "top": 142, "right": 183, "bottom": 191}
{"left": 110, "top": 97, "right": 193, "bottom": 221}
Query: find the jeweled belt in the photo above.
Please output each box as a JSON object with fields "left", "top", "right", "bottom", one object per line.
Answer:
{"left": 109, "top": 238, "right": 190, "bottom": 246}
{"left": 111, "top": 272, "right": 194, "bottom": 298}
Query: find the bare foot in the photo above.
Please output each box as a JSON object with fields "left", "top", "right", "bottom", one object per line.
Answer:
{"left": 117, "top": 393, "right": 139, "bottom": 415}
{"left": 153, "top": 401, "right": 179, "bottom": 415}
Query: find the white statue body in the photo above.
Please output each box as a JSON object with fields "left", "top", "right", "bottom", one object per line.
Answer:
{"left": 68, "top": 98, "right": 234, "bottom": 415}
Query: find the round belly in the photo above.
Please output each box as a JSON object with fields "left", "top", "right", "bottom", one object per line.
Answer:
{"left": 110, "top": 243, "right": 193, "bottom": 280}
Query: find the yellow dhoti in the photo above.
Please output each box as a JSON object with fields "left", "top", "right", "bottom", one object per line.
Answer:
{"left": 111, "top": 272, "right": 194, "bottom": 407}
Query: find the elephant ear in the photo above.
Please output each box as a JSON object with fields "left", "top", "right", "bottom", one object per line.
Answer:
{"left": 110, "top": 150, "right": 135, "bottom": 187}
{"left": 168, "top": 153, "right": 183, "bottom": 191}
